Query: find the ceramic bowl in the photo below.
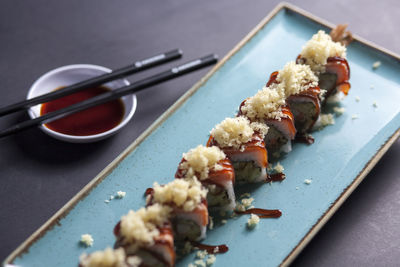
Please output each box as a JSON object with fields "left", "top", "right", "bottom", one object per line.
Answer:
{"left": 27, "top": 64, "right": 137, "bottom": 143}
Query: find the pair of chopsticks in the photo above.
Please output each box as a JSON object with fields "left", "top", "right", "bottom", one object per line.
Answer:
{"left": 0, "top": 49, "right": 218, "bottom": 138}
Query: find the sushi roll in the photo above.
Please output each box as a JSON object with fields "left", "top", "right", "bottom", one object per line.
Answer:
{"left": 113, "top": 204, "right": 175, "bottom": 267}
{"left": 266, "top": 61, "right": 321, "bottom": 134}
{"left": 175, "top": 145, "right": 236, "bottom": 211}
{"left": 238, "top": 87, "right": 296, "bottom": 154}
{"left": 79, "top": 247, "right": 142, "bottom": 267}
{"left": 207, "top": 116, "right": 269, "bottom": 183}
{"left": 296, "top": 30, "right": 350, "bottom": 100}
{"left": 147, "top": 179, "right": 209, "bottom": 242}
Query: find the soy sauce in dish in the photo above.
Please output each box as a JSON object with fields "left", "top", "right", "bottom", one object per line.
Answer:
{"left": 40, "top": 86, "right": 124, "bottom": 136}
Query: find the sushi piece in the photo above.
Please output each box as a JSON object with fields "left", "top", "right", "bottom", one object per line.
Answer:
{"left": 207, "top": 116, "right": 269, "bottom": 183}
{"left": 79, "top": 247, "right": 142, "bottom": 267}
{"left": 175, "top": 145, "right": 236, "bottom": 211}
{"left": 147, "top": 179, "right": 209, "bottom": 241}
{"left": 113, "top": 204, "right": 175, "bottom": 267}
{"left": 296, "top": 30, "right": 351, "bottom": 100}
{"left": 238, "top": 87, "right": 296, "bottom": 154}
{"left": 329, "top": 24, "right": 353, "bottom": 46}
{"left": 266, "top": 61, "right": 321, "bottom": 134}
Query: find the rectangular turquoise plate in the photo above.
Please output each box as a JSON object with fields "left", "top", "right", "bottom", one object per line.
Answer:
{"left": 6, "top": 3, "right": 400, "bottom": 267}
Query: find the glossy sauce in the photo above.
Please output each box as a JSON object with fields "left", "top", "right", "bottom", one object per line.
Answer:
{"left": 145, "top": 187, "right": 154, "bottom": 196}
{"left": 113, "top": 221, "right": 121, "bottom": 236}
{"left": 295, "top": 134, "right": 315, "bottom": 144}
{"left": 265, "top": 173, "right": 286, "bottom": 183}
{"left": 40, "top": 86, "right": 124, "bottom": 136}
{"left": 236, "top": 208, "right": 282, "bottom": 218}
{"left": 191, "top": 241, "right": 229, "bottom": 254}
{"left": 176, "top": 158, "right": 236, "bottom": 188}
{"left": 207, "top": 133, "right": 268, "bottom": 168}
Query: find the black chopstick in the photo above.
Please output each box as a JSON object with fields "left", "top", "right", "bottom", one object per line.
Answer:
{"left": 0, "top": 49, "right": 183, "bottom": 117}
{"left": 0, "top": 54, "right": 218, "bottom": 138}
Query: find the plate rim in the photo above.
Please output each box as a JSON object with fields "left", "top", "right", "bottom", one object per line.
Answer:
{"left": 5, "top": 2, "right": 400, "bottom": 265}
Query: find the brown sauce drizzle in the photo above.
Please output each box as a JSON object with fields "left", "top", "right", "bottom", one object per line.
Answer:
{"left": 40, "top": 86, "right": 124, "bottom": 136}
{"left": 295, "top": 134, "right": 315, "bottom": 144}
{"left": 236, "top": 208, "right": 282, "bottom": 218}
{"left": 191, "top": 241, "right": 229, "bottom": 254}
{"left": 266, "top": 173, "right": 286, "bottom": 183}
{"left": 145, "top": 188, "right": 154, "bottom": 196}
{"left": 113, "top": 221, "right": 121, "bottom": 236}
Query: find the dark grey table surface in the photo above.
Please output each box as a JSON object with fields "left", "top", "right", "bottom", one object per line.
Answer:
{"left": 1, "top": 0, "right": 399, "bottom": 266}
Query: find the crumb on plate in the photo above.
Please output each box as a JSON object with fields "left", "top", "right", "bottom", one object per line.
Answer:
{"left": 194, "top": 259, "right": 206, "bottom": 267}
{"left": 333, "top": 107, "right": 345, "bottom": 116}
{"left": 80, "top": 234, "right": 94, "bottom": 247}
{"left": 241, "top": 198, "right": 254, "bottom": 209}
{"left": 196, "top": 250, "right": 208, "bottom": 259}
{"left": 304, "top": 179, "right": 312, "bottom": 185}
{"left": 314, "top": 113, "right": 335, "bottom": 130}
{"left": 372, "top": 61, "right": 381, "bottom": 69}
{"left": 247, "top": 214, "right": 260, "bottom": 229}
{"left": 206, "top": 255, "right": 216, "bottom": 266}
{"left": 116, "top": 191, "right": 126, "bottom": 199}
{"left": 274, "top": 162, "right": 284, "bottom": 173}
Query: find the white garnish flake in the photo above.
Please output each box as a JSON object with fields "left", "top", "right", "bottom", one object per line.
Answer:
{"left": 274, "top": 162, "right": 284, "bottom": 173}
{"left": 333, "top": 107, "right": 345, "bottom": 116}
{"left": 304, "top": 179, "right": 312, "bottom": 185}
{"left": 247, "top": 214, "right": 260, "bottom": 229}
{"left": 206, "top": 254, "right": 216, "bottom": 266}
{"left": 196, "top": 250, "right": 208, "bottom": 259}
{"left": 314, "top": 113, "right": 335, "bottom": 130}
{"left": 241, "top": 198, "right": 254, "bottom": 209}
{"left": 372, "top": 61, "right": 381, "bottom": 69}
{"left": 80, "top": 234, "right": 94, "bottom": 247}
{"left": 116, "top": 191, "right": 126, "bottom": 199}
{"left": 193, "top": 259, "right": 206, "bottom": 267}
